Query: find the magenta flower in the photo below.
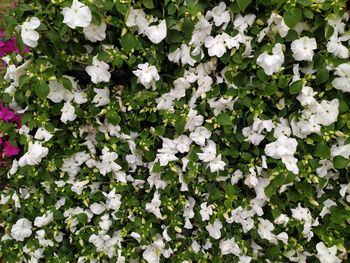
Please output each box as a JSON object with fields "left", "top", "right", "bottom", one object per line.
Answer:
{"left": 4, "top": 140, "right": 20, "bottom": 157}
{"left": 0, "top": 106, "right": 16, "bottom": 122}
{"left": 0, "top": 31, "right": 30, "bottom": 57}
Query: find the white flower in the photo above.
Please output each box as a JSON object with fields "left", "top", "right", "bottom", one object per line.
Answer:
{"left": 185, "top": 109, "right": 204, "bottom": 131}
{"left": 92, "top": 88, "right": 110, "bottom": 107}
{"left": 197, "top": 140, "right": 216, "bottom": 162}
{"left": 97, "top": 147, "right": 121, "bottom": 175}
{"left": 83, "top": 22, "right": 107, "bottom": 42}
{"left": 332, "top": 63, "right": 350, "bottom": 92}
{"left": 320, "top": 199, "right": 337, "bottom": 218}
{"left": 47, "top": 80, "right": 73, "bottom": 103}
{"left": 265, "top": 135, "right": 298, "bottom": 158}
{"left": 168, "top": 44, "right": 197, "bottom": 66}
{"left": 90, "top": 203, "right": 106, "bottom": 215}
{"left": 11, "top": 218, "right": 32, "bottom": 241}
{"left": 209, "top": 154, "right": 226, "bottom": 173}
{"left": 291, "top": 37, "right": 317, "bottom": 61}
{"left": 4, "top": 61, "right": 30, "bottom": 87}
{"left": 205, "top": 2, "right": 230, "bottom": 27}
{"left": 316, "top": 242, "right": 341, "bottom": 263}
{"left": 174, "top": 135, "right": 192, "bottom": 153}
{"left": 190, "top": 126, "right": 211, "bottom": 146}
{"left": 205, "top": 33, "right": 241, "bottom": 58}
{"left": 34, "top": 127, "right": 53, "bottom": 141}
{"left": 143, "top": 236, "right": 165, "bottom": 263}
{"left": 61, "top": 0, "right": 92, "bottom": 29}
{"left": 257, "top": 13, "right": 289, "bottom": 42}
{"left": 219, "top": 238, "right": 241, "bottom": 255}
{"left": 327, "top": 40, "right": 349, "bottom": 59}
{"left": 145, "top": 20, "right": 167, "bottom": 44}
{"left": 233, "top": 14, "right": 256, "bottom": 33}
{"left": 274, "top": 214, "right": 289, "bottom": 226}
{"left": 86, "top": 56, "right": 111, "bottom": 84}
{"left": 34, "top": 212, "right": 54, "bottom": 228}
{"left": 145, "top": 191, "right": 162, "bottom": 219}
{"left": 19, "top": 141, "right": 49, "bottom": 167}
{"left": 291, "top": 203, "right": 312, "bottom": 223}
{"left": 61, "top": 101, "right": 77, "bottom": 124}
{"left": 133, "top": 62, "right": 160, "bottom": 89}
{"left": 206, "top": 219, "right": 222, "bottom": 239}
{"left": 21, "top": 17, "right": 40, "bottom": 48}
{"left": 200, "top": 202, "right": 213, "bottom": 221}
{"left": 126, "top": 7, "right": 150, "bottom": 34}
{"left": 258, "top": 218, "right": 277, "bottom": 244}
{"left": 256, "top": 43, "right": 284, "bottom": 75}
{"left": 103, "top": 188, "right": 122, "bottom": 211}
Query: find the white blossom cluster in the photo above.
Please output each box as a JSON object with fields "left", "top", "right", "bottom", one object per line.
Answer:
{"left": 1, "top": 0, "right": 350, "bottom": 262}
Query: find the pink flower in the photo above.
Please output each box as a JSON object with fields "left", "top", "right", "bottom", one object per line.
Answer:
{"left": 4, "top": 140, "right": 20, "bottom": 157}
{"left": 0, "top": 106, "right": 16, "bottom": 122}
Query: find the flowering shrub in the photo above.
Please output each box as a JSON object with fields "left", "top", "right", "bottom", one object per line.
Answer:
{"left": 0, "top": 0, "right": 350, "bottom": 262}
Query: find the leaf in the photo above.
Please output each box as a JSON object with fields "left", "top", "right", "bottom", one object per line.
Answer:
{"left": 289, "top": 80, "right": 303, "bottom": 94}
{"left": 265, "top": 80, "right": 278, "bottom": 96}
{"left": 297, "top": 0, "right": 312, "bottom": 6}
{"left": 121, "top": 33, "right": 138, "bottom": 53}
{"left": 217, "top": 112, "right": 232, "bottom": 126}
{"left": 237, "top": 0, "right": 252, "bottom": 12}
{"left": 333, "top": 155, "right": 350, "bottom": 169}
{"left": 316, "top": 67, "right": 329, "bottom": 85}
{"left": 314, "top": 141, "right": 330, "bottom": 159}
{"left": 34, "top": 81, "right": 50, "bottom": 100}
{"left": 283, "top": 8, "right": 302, "bottom": 29}
{"left": 325, "top": 24, "right": 334, "bottom": 40}
{"left": 143, "top": 0, "right": 154, "bottom": 9}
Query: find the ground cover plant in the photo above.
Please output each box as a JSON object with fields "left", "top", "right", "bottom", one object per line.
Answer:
{"left": 0, "top": 0, "right": 350, "bottom": 262}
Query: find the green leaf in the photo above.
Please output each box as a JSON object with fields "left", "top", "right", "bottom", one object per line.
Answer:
{"left": 121, "top": 33, "right": 139, "bottom": 53}
{"left": 265, "top": 80, "right": 278, "bottom": 96}
{"left": 314, "top": 141, "right": 330, "bottom": 159}
{"left": 283, "top": 8, "right": 302, "bottom": 29}
{"left": 316, "top": 67, "right": 329, "bottom": 85}
{"left": 217, "top": 112, "right": 232, "bottom": 126}
{"left": 77, "top": 213, "right": 88, "bottom": 224}
{"left": 34, "top": 81, "right": 50, "bottom": 100}
{"left": 53, "top": 210, "right": 64, "bottom": 220}
{"left": 325, "top": 24, "right": 334, "bottom": 40}
{"left": 175, "top": 117, "right": 185, "bottom": 134}
{"left": 143, "top": 0, "right": 154, "bottom": 9}
{"left": 237, "top": 0, "right": 252, "bottom": 12}
{"left": 333, "top": 155, "right": 350, "bottom": 169}
{"left": 297, "top": 0, "right": 312, "bottom": 6}
{"left": 289, "top": 80, "right": 303, "bottom": 94}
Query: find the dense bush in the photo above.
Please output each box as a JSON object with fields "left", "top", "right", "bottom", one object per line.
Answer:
{"left": 1, "top": 0, "right": 350, "bottom": 262}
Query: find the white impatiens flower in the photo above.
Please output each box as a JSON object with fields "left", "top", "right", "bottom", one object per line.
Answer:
{"left": 256, "top": 43, "right": 284, "bottom": 75}
{"left": 19, "top": 141, "right": 49, "bottom": 167}
{"left": 133, "top": 62, "right": 160, "bottom": 89}
{"left": 316, "top": 242, "right": 341, "bottom": 263}
{"left": 83, "top": 22, "right": 107, "bottom": 42}
{"left": 61, "top": 101, "right": 77, "bottom": 124}
{"left": 61, "top": 0, "right": 92, "bottom": 29}
{"left": 92, "top": 88, "right": 110, "bottom": 107}
{"left": 145, "top": 191, "right": 162, "bottom": 219}
{"left": 206, "top": 219, "right": 222, "bottom": 239}
{"left": 86, "top": 56, "right": 111, "bottom": 84}
{"left": 332, "top": 63, "right": 350, "bottom": 92}
{"left": 327, "top": 39, "right": 349, "bottom": 59}
{"left": 34, "top": 127, "right": 54, "bottom": 142}
{"left": 205, "top": 33, "right": 241, "bottom": 57}
{"left": 265, "top": 135, "right": 299, "bottom": 174}
{"left": 145, "top": 20, "right": 167, "bottom": 44}
{"left": 34, "top": 212, "right": 54, "bottom": 228}
{"left": 185, "top": 109, "right": 204, "bottom": 131}
{"left": 20, "top": 17, "right": 41, "bottom": 48}
{"left": 219, "top": 238, "right": 241, "bottom": 256}
{"left": 126, "top": 7, "right": 150, "bottom": 34}
{"left": 11, "top": 218, "right": 33, "bottom": 241}
{"left": 97, "top": 147, "right": 121, "bottom": 176}
{"left": 47, "top": 80, "right": 73, "bottom": 103}
{"left": 190, "top": 126, "right": 211, "bottom": 146}
{"left": 205, "top": 2, "right": 230, "bottom": 28}
{"left": 291, "top": 36, "right": 317, "bottom": 61}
